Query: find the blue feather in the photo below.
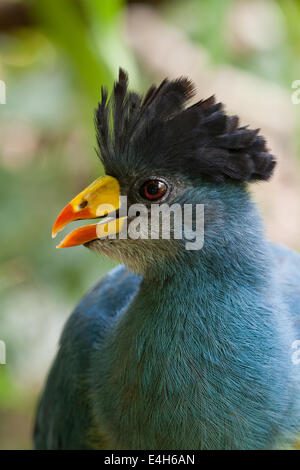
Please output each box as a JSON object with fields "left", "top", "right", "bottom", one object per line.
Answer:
{"left": 35, "top": 183, "right": 300, "bottom": 449}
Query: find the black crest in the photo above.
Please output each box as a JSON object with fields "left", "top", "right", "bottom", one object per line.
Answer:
{"left": 95, "top": 68, "right": 276, "bottom": 183}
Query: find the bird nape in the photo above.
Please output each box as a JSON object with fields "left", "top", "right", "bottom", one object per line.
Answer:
{"left": 34, "top": 69, "right": 300, "bottom": 450}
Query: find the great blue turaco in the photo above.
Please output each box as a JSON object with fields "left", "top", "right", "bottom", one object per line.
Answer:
{"left": 34, "top": 69, "right": 300, "bottom": 450}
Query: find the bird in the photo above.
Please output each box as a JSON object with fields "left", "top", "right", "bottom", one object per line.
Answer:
{"left": 34, "top": 68, "right": 300, "bottom": 450}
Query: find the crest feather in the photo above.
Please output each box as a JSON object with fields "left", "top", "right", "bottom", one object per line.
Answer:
{"left": 95, "top": 68, "right": 276, "bottom": 183}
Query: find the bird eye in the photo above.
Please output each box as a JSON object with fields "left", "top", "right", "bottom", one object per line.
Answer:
{"left": 140, "top": 179, "right": 167, "bottom": 201}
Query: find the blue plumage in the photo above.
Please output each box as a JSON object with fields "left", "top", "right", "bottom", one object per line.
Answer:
{"left": 34, "top": 71, "right": 300, "bottom": 449}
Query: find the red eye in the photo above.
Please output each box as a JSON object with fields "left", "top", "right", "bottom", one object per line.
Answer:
{"left": 140, "top": 179, "right": 167, "bottom": 201}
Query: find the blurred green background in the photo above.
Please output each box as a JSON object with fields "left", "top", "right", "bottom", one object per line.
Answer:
{"left": 0, "top": 0, "right": 300, "bottom": 449}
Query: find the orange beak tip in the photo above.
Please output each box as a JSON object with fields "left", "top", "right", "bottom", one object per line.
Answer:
{"left": 51, "top": 203, "right": 77, "bottom": 241}
{"left": 56, "top": 240, "right": 71, "bottom": 249}
{"left": 54, "top": 225, "right": 98, "bottom": 249}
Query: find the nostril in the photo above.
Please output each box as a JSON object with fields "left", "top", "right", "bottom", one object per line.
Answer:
{"left": 79, "top": 200, "right": 88, "bottom": 210}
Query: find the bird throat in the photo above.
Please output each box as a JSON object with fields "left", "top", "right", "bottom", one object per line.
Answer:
{"left": 95, "top": 249, "right": 284, "bottom": 449}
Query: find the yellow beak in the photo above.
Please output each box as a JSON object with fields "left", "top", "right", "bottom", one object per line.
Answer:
{"left": 52, "top": 175, "right": 124, "bottom": 248}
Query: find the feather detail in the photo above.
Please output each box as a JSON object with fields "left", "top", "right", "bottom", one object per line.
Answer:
{"left": 95, "top": 69, "right": 276, "bottom": 183}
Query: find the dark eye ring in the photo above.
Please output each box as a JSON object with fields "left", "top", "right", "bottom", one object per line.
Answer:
{"left": 140, "top": 179, "right": 168, "bottom": 201}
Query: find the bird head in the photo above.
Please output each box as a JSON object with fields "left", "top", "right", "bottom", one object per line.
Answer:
{"left": 52, "top": 69, "right": 276, "bottom": 277}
